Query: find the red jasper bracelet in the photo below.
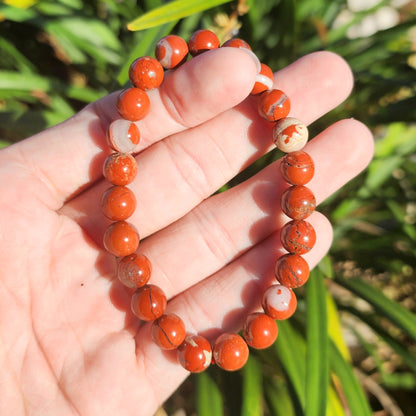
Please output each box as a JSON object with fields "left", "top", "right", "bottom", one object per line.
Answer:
{"left": 102, "top": 29, "right": 318, "bottom": 373}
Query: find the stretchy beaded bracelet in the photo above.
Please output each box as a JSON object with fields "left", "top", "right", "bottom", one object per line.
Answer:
{"left": 102, "top": 29, "right": 318, "bottom": 373}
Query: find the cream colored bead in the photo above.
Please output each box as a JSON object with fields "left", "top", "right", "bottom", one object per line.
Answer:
{"left": 273, "top": 117, "right": 308, "bottom": 153}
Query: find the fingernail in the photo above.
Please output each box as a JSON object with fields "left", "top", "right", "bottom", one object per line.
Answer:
{"left": 240, "top": 48, "right": 261, "bottom": 73}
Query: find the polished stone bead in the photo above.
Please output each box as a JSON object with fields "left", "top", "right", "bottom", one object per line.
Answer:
{"left": 152, "top": 313, "right": 186, "bottom": 350}
{"left": 275, "top": 253, "right": 310, "bottom": 288}
{"left": 118, "top": 253, "right": 152, "bottom": 289}
{"left": 155, "top": 35, "right": 188, "bottom": 69}
{"left": 131, "top": 284, "right": 167, "bottom": 321}
{"left": 262, "top": 284, "right": 297, "bottom": 320}
{"left": 101, "top": 185, "right": 136, "bottom": 221}
{"left": 107, "top": 119, "right": 140, "bottom": 154}
{"left": 177, "top": 334, "right": 212, "bottom": 373}
{"left": 129, "top": 56, "right": 164, "bottom": 90}
{"left": 258, "top": 89, "right": 291, "bottom": 122}
{"left": 213, "top": 333, "right": 249, "bottom": 371}
{"left": 116, "top": 88, "right": 150, "bottom": 121}
{"left": 281, "top": 220, "right": 316, "bottom": 254}
{"left": 188, "top": 29, "right": 220, "bottom": 56}
{"left": 103, "top": 221, "right": 140, "bottom": 258}
{"left": 281, "top": 185, "right": 316, "bottom": 220}
{"left": 273, "top": 118, "right": 309, "bottom": 153}
{"left": 103, "top": 152, "right": 137, "bottom": 186}
{"left": 222, "top": 38, "right": 252, "bottom": 50}
{"left": 242, "top": 312, "right": 278, "bottom": 349}
{"left": 251, "top": 63, "right": 274, "bottom": 95}
{"left": 280, "top": 151, "right": 314, "bottom": 185}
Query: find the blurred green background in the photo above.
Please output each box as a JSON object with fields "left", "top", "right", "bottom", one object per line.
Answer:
{"left": 1, "top": 0, "right": 415, "bottom": 414}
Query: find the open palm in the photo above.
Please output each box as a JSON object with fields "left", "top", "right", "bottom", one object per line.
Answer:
{"left": 0, "top": 48, "right": 373, "bottom": 416}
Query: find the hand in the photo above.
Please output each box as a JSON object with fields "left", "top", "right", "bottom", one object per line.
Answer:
{"left": 0, "top": 48, "right": 373, "bottom": 416}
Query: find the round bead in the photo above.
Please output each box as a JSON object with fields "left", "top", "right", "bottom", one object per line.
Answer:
{"left": 222, "top": 38, "right": 252, "bottom": 50}
{"left": 152, "top": 313, "right": 186, "bottom": 350}
{"left": 131, "top": 284, "right": 167, "bottom": 321}
{"left": 251, "top": 63, "right": 274, "bottom": 95}
{"left": 103, "top": 152, "right": 137, "bottom": 186}
{"left": 273, "top": 118, "right": 309, "bottom": 153}
{"left": 177, "top": 334, "right": 212, "bottom": 373}
{"left": 101, "top": 185, "right": 136, "bottom": 221}
{"left": 188, "top": 29, "right": 220, "bottom": 56}
{"left": 117, "top": 253, "right": 152, "bottom": 289}
{"left": 107, "top": 119, "right": 140, "bottom": 154}
{"left": 281, "top": 185, "right": 316, "bottom": 220}
{"left": 213, "top": 333, "right": 249, "bottom": 371}
{"left": 116, "top": 88, "right": 150, "bottom": 121}
{"left": 258, "top": 89, "right": 291, "bottom": 122}
{"left": 155, "top": 35, "right": 188, "bottom": 69}
{"left": 243, "top": 312, "right": 278, "bottom": 349}
{"left": 281, "top": 220, "right": 316, "bottom": 254}
{"left": 275, "top": 253, "right": 310, "bottom": 288}
{"left": 129, "top": 56, "right": 164, "bottom": 90}
{"left": 103, "top": 221, "right": 140, "bottom": 258}
{"left": 262, "top": 284, "right": 297, "bottom": 320}
{"left": 281, "top": 151, "right": 314, "bottom": 185}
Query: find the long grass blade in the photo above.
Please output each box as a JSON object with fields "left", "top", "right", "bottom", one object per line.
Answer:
{"left": 241, "top": 355, "right": 263, "bottom": 416}
{"left": 196, "top": 371, "right": 224, "bottom": 416}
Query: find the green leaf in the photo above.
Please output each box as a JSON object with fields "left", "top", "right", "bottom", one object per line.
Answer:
{"left": 0, "top": 140, "right": 11, "bottom": 149}
{"left": 196, "top": 371, "right": 224, "bottom": 416}
{"left": 264, "top": 375, "right": 295, "bottom": 416}
{"left": 305, "top": 269, "right": 329, "bottom": 416}
{"left": 127, "top": 0, "right": 233, "bottom": 31}
{"left": 241, "top": 356, "right": 263, "bottom": 416}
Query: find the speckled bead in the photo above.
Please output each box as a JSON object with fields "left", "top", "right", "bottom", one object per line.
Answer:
{"left": 107, "top": 119, "right": 140, "bottom": 154}
{"left": 101, "top": 185, "right": 136, "bottom": 221}
{"left": 103, "top": 152, "right": 137, "bottom": 186}
{"left": 117, "top": 253, "right": 152, "bottom": 289}
{"left": 242, "top": 312, "right": 278, "bottom": 349}
{"left": 131, "top": 284, "right": 167, "bottom": 321}
{"left": 129, "top": 56, "right": 164, "bottom": 90}
{"left": 152, "top": 313, "right": 186, "bottom": 350}
{"left": 280, "top": 151, "right": 314, "bottom": 185}
{"left": 155, "top": 35, "right": 188, "bottom": 69}
{"left": 103, "top": 221, "right": 140, "bottom": 258}
{"left": 213, "top": 333, "right": 249, "bottom": 371}
{"left": 116, "top": 88, "right": 150, "bottom": 121}
{"left": 177, "top": 334, "right": 212, "bottom": 373}
{"left": 222, "top": 38, "right": 252, "bottom": 50}
{"left": 251, "top": 63, "right": 274, "bottom": 95}
{"left": 262, "top": 284, "right": 297, "bottom": 320}
{"left": 281, "top": 219, "right": 316, "bottom": 254}
{"left": 258, "top": 89, "right": 291, "bottom": 122}
{"left": 273, "top": 118, "right": 309, "bottom": 153}
{"left": 281, "top": 185, "right": 316, "bottom": 220}
{"left": 188, "top": 29, "right": 219, "bottom": 56}
{"left": 275, "top": 253, "right": 310, "bottom": 288}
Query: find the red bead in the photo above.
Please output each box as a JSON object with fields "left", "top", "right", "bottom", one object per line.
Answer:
{"left": 155, "top": 35, "right": 188, "bottom": 69}
{"left": 103, "top": 153, "right": 137, "bottom": 186}
{"left": 281, "top": 185, "right": 316, "bottom": 220}
{"left": 281, "top": 220, "right": 316, "bottom": 254}
{"left": 131, "top": 284, "right": 167, "bottom": 321}
{"left": 258, "top": 89, "right": 291, "bottom": 122}
{"left": 117, "top": 88, "right": 150, "bottom": 121}
{"left": 243, "top": 312, "right": 278, "bottom": 349}
{"left": 273, "top": 118, "right": 309, "bottom": 153}
{"left": 117, "top": 253, "right": 152, "bottom": 289}
{"left": 101, "top": 185, "right": 136, "bottom": 221}
{"left": 222, "top": 38, "right": 252, "bottom": 50}
{"left": 281, "top": 151, "right": 314, "bottom": 185}
{"left": 251, "top": 63, "right": 274, "bottom": 95}
{"left": 103, "top": 221, "right": 140, "bottom": 257}
{"left": 129, "top": 56, "right": 164, "bottom": 90}
{"left": 275, "top": 253, "right": 310, "bottom": 288}
{"left": 188, "top": 29, "right": 220, "bottom": 56}
{"left": 262, "top": 284, "right": 297, "bottom": 320}
{"left": 107, "top": 119, "right": 140, "bottom": 153}
{"left": 152, "top": 313, "right": 186, "bottom": 350}
{"left": 177, "top": 334, "right": 212, "bottom": 373}
{"left": 213, "top": 333, "right": 249, "bottom": 371}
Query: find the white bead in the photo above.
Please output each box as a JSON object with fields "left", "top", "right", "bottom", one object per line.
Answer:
{"left": 273, "top": 117, "right": 308, "bottom": 153}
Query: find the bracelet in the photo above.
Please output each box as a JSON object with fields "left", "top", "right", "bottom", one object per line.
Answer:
{"left": 101, "top": 30, "right": 318, "bottom": 372}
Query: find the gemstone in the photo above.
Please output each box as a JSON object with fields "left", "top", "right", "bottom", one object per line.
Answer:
{"left": 281, "top": 185, "right": 316, "bottom": 220}
{"left": 103, "top": 152, "right": 137, "bottom": 186}
{"left": 155, "top": 35, "right": 188, "bottom": 69}
{"left": 275, "top": 253, "right": 310, "bottom": 288}
{"left": 281, "top": 219, "right": 316, "bottom": 254}
{"left": 242, "top": 312, "right": 278, "bottom": 349}
{"left": 101, "top": 185, "right": 136, "bottom": 221}
{"left": 177, "top": 334, "right": 212, "bottom": 373}
{"left": 280, "top": 150, "right": 314, "bottom": 185}
{"left": 152, "top": 313, "right": 186, "bottom": 350}
{"left": 213, "top": 333, "right": 249, "bottom": 371}
{"left": 116, "top": 88, "right": 150, "bottom": 121}
{"left": 107, "top": 119, "right": 140, "bottom": 154}
{"left": 258, "top": 89, "right": 291, "bottom": 122}
{"left": 129, "top": 56, "right": 164, "bottom": 90}
{"left": 131, "top": 284, "right": 167, "bottom": 321}
{"left": 262, "top": 284, "right": 297, "bottom": 320}
{"left": 251, "top": 63, "right": 274, "bottom": 95}
{"left": 222, "top": 38, "right": 252, "bottom": 50}
{"left": 188, "top": 29, "right": 220, "bottom": 56}
{"left": 118, "top": 253, "right": 152, "bottom": 289}
{"left": 273, "top": 118, "right": 309, "bottom": 153}
{"left": 103, "top": 221, "right": 140, "bottom": 258}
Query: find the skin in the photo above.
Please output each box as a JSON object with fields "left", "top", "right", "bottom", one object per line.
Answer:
{"left": 0, "top": 48, "right": 374, "bottom": 415}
